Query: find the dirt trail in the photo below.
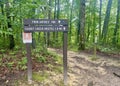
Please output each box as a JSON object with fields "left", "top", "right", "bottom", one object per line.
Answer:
{"left": 48, "top": 48, "right": 120, "bottom": 86}
{"left": 1, "top": 48, "right": 120, "bottom": 86}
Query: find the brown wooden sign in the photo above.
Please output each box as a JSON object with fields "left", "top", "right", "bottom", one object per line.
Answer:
{"left": 24, "top": 19, "right": 68, "bottom": 32}
{"left": 23, "top": 19, "right": 68, "bottom": 85}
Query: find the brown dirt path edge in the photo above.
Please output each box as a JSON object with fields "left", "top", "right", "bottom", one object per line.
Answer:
{"left": 48, "top": 48, "right": 120, "bottom": 86}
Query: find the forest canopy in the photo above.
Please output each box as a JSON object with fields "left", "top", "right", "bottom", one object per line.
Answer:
{"left": 0, "top": 0, "right": 120, "bottom": 52}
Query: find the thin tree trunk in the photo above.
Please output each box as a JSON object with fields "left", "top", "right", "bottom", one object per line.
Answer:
{"left": 87, "top": 18, "right": 91, "bottom": 41}
{"left": 102, "top": 0, "right": 112, "bottom": 44}
{"left": 0, "top": 2, "right": 4, "bottom": 39}
{"left": 53, "top": 0, "right": 57, "bottom": 44}
{"left": 57, "top": 0, "right": 60, "bottom": 19}
{"left": 56, "top": 0, "right": 60, "bottom": 42}
{"left": 47, "top": 0, "right": 51, "bottom": 47}
{"left": 99, "top": 0, "right": 102, "bottom": 41}
{"left": 87, "top": 0, "right": 91, "bottom": 41}
{"left": 0, "top": 2, "right": 4, "bottom": 15}
{"left": 76, "top": 2, "right": 81, "bottom": 43}
{"left": 6, "top": 1, "right": 15, "bottom": 49}
{"left": 32, "top": 1, "right": 36, "bottom": 49}
{"left": 78, "top": 0, "right": 85, "bottom": 50}
{"left": 112, "top": 0, "right": 120, "bottom": 45}
{"left": 69, "top": 0, "right": 74, "bottom": 42}
{"left": 54, "top": 0, "right": 57, "bottom": 19}
{"left": 92, "top": 0, "right": 97, "bottom": 42}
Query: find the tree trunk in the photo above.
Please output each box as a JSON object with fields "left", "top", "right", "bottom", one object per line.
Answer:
{"left": 56, "top": 0, "right": 60, "bottom": 42}
{"left": 99, "top": 0, "right": 102, "bottom": 41}
{"left": 6, "top": 1, "right": 15, "bottom": 49}
{"left": 57, "top": 0, "right": 60, "bottom": 19}
{"left": 76, "top": 2, "right": 81, "bottom": 44}
{"left": 77, "top": 14, "right": 80, "bottom": 43}
{"left": 69, "top": 0, "right": 74, "bottom": 43}
{"left": 0, "top": 2, "right": 4, "bottom": 15}
{"left": 87, "top": 0, "right": 91, "bottom": 41}
{"left": 92, "top": 0, "right": 97, "bottom": 42}
{"left": 102, "top": 0, "right": 112, "bottom": 44}
{"left": 78, "top": 0, "right": 85, "bottom": 50}
{"left": 47, "top": 0, "right": 51, "bottom": 47}
{"left": 53, "top": 0, "right": 57, "bottom": 45}
{"left": 112, "top": 0, "right": 120, "bottom": 45}
{"left": 54, "top": 0, "right": 57, "bottom": 19}
{"left": 32, "top": 1, "right": 36, "bottom": 49}
{"left": 0, "top": 2, "right": 5, "bottom": 40}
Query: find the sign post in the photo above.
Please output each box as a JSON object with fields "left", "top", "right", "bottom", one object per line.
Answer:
{"left": 26, "top": 43, "right": 32, "bottom": 84}
{"left": 63, "top": 32, "right": 68, "bottom": 85}
{"left": 23, "top": 19, "right": 68, "bottom": 85}
{"left": 23, "top": 32, "right": 32, "bottom": 83}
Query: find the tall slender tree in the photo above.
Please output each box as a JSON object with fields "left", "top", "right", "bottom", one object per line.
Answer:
{"left": 47, "top": 0, "right": 51, "bottom": 47}
{"left": 0, "top": 0, "right": 4, "bottom": 38}
{"left": 112, "top": 0, "right": 120, "bottom": 45}
{"left": 69, "top": 0, "right": 74, "bottom": 42}
{"left": 99, "top": 0, "right": 102, "bottom": 41}
{"left": 53, "top": 0, "right": 57, "bottom": 43}
{"left": 86, "top": 0, "right": 91, "bottom": 41}
{"left": 76, "top": 0, "right": 80, "bottom": 43}
{"left": 92, "top": 0, "right": 97, "bottom": 42}
{"left": 56, "top": 0, "right": 60, "bottom": 42}
{"left": 78, "top": 0, "right": 85, "bottom": 50}
{"left": 102, "top": 0, "right": 112, "bottom": 43}
{"left": 6, "top": 0, "right": 15, "bottom": 49}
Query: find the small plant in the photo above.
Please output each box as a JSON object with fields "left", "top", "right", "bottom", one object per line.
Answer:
{"left": 53, "top": 66, "right": 63, "bottom": 73}
{"left": 0, "top": 55, "right": 2, "bottom": 58}
{"left": 0, "top": 58, "right": 2, "bottom": 66}
{"left": 7, "top": 62, "right": 14, "bottom": 68}
{"left": 33, "top": 72, "right": 48, "bottom": 82}
{"left": 0, "top": 49, "right": 6, "bottom": 53}
{"left": 37, "top": 55, "right": 46, "bottom": 63}
{"left": 18, "top": 57, "right": 27, "bottom": 70}
{"left": 22, "top": 50, "right": 26, "bottom": 55}
{"left": 9, "top": 51, "right": 16, "bottom": 55}
{"left": 90, "top": 56, "right": 99, "bottom": 61}
{"left": 14, "top": 45, "right": 21, "bottom": 50}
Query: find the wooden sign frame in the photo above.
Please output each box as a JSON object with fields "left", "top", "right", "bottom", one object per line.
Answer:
{"left": 23, "top": 19, "right": 68, "bottom": 85}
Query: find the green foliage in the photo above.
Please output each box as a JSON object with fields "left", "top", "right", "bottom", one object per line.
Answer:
{"left": 36, "top": 55, "right": 46, "bottom": 63}
{"left": 18, "top": 57, "right": 27, "bottom": 70}
{"left": 22, "top": 50, "right": 27, "bottom": 55}
{"left": 53, "top": 66, "right": 63, "bottom": 73}
{"left": 14, "top": 45, "right": 21, "bottom": 50}
{"left": 47, "top": 51, "right": 62, "bottom": 63}
{"left": 0, "top": 0, "right": 119, "bottom": 54}
{"left": 98, "top": 45, "right": 119, "bottom": 53}
{"left": 9, "top": 51, "right": 17, "bottom": 55}
{"left": 0, "top": 56, "right": 2, "bottom": 66}
{"left": 7, "top": 62, "right": 14, "bottom": 68}
{"left": 0, "top": 49, "right": 6, "bottom": 53}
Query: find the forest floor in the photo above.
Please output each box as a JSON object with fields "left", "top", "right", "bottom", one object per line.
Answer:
{"left": 48, "top": 48, "right": 120, "bottom": 86}
{"left": 0, "top": 48, "right": 120, "bottom": 86}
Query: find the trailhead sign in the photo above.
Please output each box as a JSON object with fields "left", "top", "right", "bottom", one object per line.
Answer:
{"left": 24, "top": 19, "right": 68, "bottom": 32}
{"left": 23, "top": 19, "right": 68, "bottom": 85}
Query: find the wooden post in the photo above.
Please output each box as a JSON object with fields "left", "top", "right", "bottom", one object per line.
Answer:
{"left": 63, "top": 32, "right": 68, "bottom": 85}
{"left": 26, "top": 43, "right": 32, "bottom": 84}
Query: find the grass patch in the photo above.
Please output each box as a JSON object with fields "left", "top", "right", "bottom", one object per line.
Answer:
{"left": 68, "top": 45, "right": 78, "bottom": 52}
{"left": 33, "top": 72, "right": 48, "bottom": 82}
